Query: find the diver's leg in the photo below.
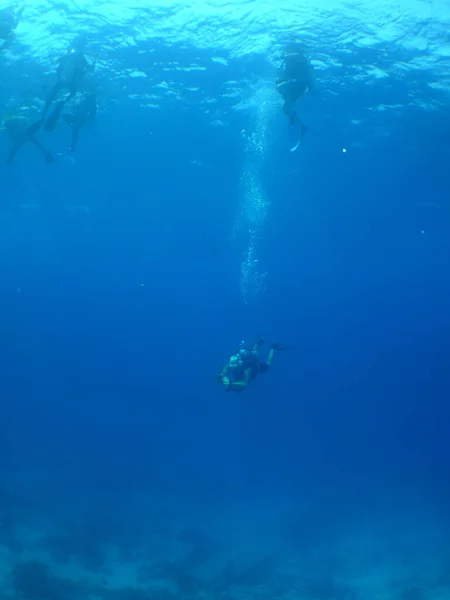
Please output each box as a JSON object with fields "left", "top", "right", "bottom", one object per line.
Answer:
{"left": 252, "top": 337, "right": 265, "bottom": 352}
{"left": 6, "top": 144, "right": 19, "bottom": 165}
{"left": 69, "top": 126, "right": 80, "bottom": 152}
{"left": 68, "top": 77, "right": 78, "bottom": 99}
{"left": 25, "top": 118, "right": 44, "bottom": 137}
{"left": 42, "top": 81, "right": 64, "bottom": 117}
{"left": 6, "top": 135, "right": 27, "bottom": 165}
{"left": 265, "top": 341, "right": 285, "bottom": 368}
{"left": 43, "top": 85, "right": 57, "bottom": 117}
{"left": 266, "top": 348, "right": 275, "bottom": 367}
{"left": 283, "top": 98, "right": 294, "bottom": 117}
{"left": 6, "top": 118, "right": 46, "bottom": 165}
{"left": 254, "top": 349, "right": 276, "bottom": 374}
{"left": 292, "top": 112, "right": 308, "bottom": 136}
{"left": 281, "top": 87, "right": 308, "bottom": 135}
{"left": 30, "top": 137, "right": 54, "bottom": 163}
{"left": 44, "top": 99, "right": 66, "bottom": 131}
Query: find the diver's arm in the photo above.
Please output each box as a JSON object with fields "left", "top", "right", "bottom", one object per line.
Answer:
{"left": 230, "top": 381, "right": 246, "bottom": 392}
{"left": 216, "top": 362, "right": 230, "bottom": 387}
{"left": 220, "top": 362, "right": 230, "bottom": 377}
{"left": 230, "top": 368, "right": 251, "bottom": 392}
{"left": 30, "top": 138, "right": 53, "bottom": 163}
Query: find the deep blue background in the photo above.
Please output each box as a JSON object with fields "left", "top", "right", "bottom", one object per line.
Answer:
{"left": 1, "top": 69, "right": 450, "bottom": 550}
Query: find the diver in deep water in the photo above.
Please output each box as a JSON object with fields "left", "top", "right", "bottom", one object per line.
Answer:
{"left": 217, "top": 337, "right": 284, "bottom": 392}
{"left": 62, "top": 91, "right": 97, "bottom": 152}
{"left": 276, "top": 43, "right": 315, "bottom": 138}
{"left": 0, "top": 6, "right": 23, "bottom": 51}
{"left": 4, "top": 115, "right": 53, "bottom": 165}
{"left": 43, "top": 35, "right": 95, "bottom": 132}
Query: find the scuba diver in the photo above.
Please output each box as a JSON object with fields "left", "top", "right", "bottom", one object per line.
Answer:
{"left": 42, "top": 35, "right": 94, "bottom": 132}
{"left": 217, "top": 337, "right": 284, "bottom": 392}
{"left": 276, "top": 43, "right": 315, "bottom": 143}
{"left": 3, "top": 115, "right": 53, "bottom": 165}
{"left": 0, "top": 6, "right": 23, "bottom": 52}
{"left": 62, "top": 92, "right": 97, "bottom": 152}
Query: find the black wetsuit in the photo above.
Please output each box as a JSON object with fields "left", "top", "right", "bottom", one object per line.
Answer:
{"left": 277, "top": 50, "right": 313, "bottom": 132}
{"left": 62, "top": 92, "right": 97, "bottom": 151}
{"left": 43, "top": 42, "right": 92, "bottom": 131}
{"left": 240, "top": 350, "right": 269, "bottom": 380}
{"left": 5, "top": 118, "right": 53, "bottom": 165}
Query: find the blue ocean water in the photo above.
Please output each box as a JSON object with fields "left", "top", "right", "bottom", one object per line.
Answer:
{"left": 1, "top": 2, "right": 450, "bottom": 599}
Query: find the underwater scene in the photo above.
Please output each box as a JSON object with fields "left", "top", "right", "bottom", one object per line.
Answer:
{"left": 1, "top": 2, "right": 450, "bottom": 600}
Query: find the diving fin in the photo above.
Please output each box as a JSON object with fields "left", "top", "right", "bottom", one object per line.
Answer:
{"left": 288, "top": 122, "right": 308, "bottom": 152}
{"left": 289, "top": 126, "right": 301, "bottom": 152}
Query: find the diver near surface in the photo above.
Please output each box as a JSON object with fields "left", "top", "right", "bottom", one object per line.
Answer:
{"left": 276, "top": 43, "right": 315, "bottom": 140}
{"left": 217, "top": 337, "right": 284, "bottom": 392}
{"left": 0, "top": 6, "right": 23, "bottom": 51}
{"left": 42, "top": 35, "right": 94, "bottom": 132}
{"left": 61, "top": 91, "right": 97, "bottom": 152}
{"left": 3, "top": 114, "right": 53, "bottom": 165}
